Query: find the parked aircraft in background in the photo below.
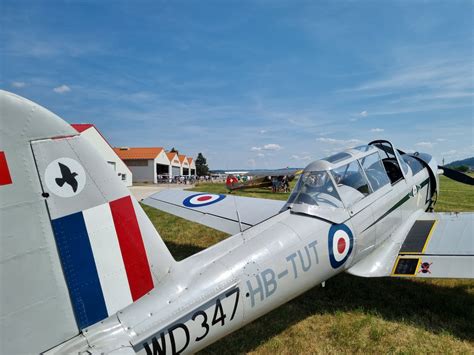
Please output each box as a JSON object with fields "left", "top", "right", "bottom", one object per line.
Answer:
{"left": 225, "top": 168, "right": 301, "bottom": 192}
{"left": 1, "top": 90, "right": 472, "bottom": 354}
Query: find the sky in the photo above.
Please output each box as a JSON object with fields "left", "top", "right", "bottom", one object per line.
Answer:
{"left": 1, "top": 0, "right": 473, "bottom": 169}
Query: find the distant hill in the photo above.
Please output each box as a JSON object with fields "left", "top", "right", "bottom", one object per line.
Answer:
{"left": 447, "top": 157, "right": 474, "bottom": 168}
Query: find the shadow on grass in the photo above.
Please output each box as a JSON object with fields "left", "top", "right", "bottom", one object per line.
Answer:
{"left": 165, "top": 241, "right": 473, "bottom": 353}
{"left": 166, "top": 240, "right": 206, "bottom": 261}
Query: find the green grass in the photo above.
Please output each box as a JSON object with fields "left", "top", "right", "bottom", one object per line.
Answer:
{"left": 142, "top": 175, "right": 474, "bottom": 353}
{"left": 436, "top": 175, "right": 474, "bottom": 212}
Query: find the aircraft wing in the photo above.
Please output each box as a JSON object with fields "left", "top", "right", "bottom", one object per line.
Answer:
{"left": 348, "top": 212, "right": 473, "bottom": 279}
{"left": 142, "top": 190, "right": 286, "bottom": 234}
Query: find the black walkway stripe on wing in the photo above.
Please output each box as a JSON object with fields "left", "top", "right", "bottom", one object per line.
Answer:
{"left": 399, "top": 220, "right": 436, "bottom": 254}
{"left": 362, "top": 178, "right": 430, "bottom": 233}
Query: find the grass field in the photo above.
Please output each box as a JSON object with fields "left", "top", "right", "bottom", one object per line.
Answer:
{"left": 141, "top": 175, "right": 474, "bottom": 353}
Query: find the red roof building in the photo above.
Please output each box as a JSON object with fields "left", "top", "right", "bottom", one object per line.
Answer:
{"left": 71, "top": 123, "right": 133, "bottom": 186}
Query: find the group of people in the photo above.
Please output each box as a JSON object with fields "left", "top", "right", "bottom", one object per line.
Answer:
{"left": 271, "top": 175, "right": 290, "bottom": 193}
{"left": 156, "top": 175, "right": 197, "bottom": 184}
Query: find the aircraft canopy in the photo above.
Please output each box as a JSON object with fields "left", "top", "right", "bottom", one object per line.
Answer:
{"left": 284, "top": 144, "right": 392, "bottom": 223}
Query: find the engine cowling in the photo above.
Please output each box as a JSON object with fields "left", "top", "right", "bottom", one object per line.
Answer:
{"left": 407, "top": 152, "right": 439, "bottom": 210}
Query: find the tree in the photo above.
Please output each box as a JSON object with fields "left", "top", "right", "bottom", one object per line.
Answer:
{"left": 195, "top": 153, "right": 209, "bottom": 176}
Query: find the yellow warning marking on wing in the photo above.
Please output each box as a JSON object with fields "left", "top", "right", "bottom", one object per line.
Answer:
{"left": 391, "top": 256, "right": 421, "bottom": 277}
{"left": 421, "top": 219, "right": 438, "bottom": 254}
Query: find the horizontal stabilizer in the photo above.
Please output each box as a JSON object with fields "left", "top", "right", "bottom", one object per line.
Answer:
{"left": 142, "top": 190, "right": 285, "bottom": 234}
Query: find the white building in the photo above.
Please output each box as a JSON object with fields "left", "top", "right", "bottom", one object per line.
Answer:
{"left": 113, "top": 147, "right": 170, "bottom": 184}
{"left": 166, "top": 152, "right": 182, "bottom": 178}
{"left": 187, "top": 157, "right": 196, "bottom": 176}
{"left": 178, "top": 154, "right": 190, "bottom": 175}
{"left": 71, "top": 124, "right": 133, "bottom": 186}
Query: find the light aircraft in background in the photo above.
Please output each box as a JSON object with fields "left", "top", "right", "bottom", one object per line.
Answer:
{"left": 225, "top": 168, "right": 301, "bottom": 192}
{"left": 1, "top": 90, "right": 473, "bottom": 354}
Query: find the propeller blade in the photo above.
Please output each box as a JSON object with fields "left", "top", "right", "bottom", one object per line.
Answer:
{"left": 439, "top": 166, "right": 474, "bottom": 185}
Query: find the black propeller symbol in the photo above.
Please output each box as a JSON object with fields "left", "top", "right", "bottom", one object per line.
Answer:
{"left": 55, "top": 162, "right": 79, "bottom": 192}
{"left": 438, "top": 166, "right": 474, "bottom": 186}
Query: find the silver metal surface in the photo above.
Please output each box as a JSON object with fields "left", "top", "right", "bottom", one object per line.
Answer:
{"left": 1, "top": 90, "right": 472, "bottom": 355}
{"left": 143, "top": 189, "right": 285, "bottom": 234}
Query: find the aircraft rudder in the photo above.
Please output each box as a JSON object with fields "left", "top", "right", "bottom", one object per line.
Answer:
{"left": 0, "top": 90, "right": 175, "bottom": 352}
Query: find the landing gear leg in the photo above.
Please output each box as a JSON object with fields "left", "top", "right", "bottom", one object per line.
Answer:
{"left": 428, "top": 191, "right": 437, "bottom": 212}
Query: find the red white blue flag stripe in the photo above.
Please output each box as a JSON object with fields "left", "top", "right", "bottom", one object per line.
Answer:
{"left": 51, "top": 195, "right": 154, "bottom": 329}
{"left": 0, "top": 151, "right": 13, "bottom": 186}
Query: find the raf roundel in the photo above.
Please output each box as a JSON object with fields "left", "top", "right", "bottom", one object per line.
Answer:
{"left": 183, "top": 193, "right": 226, "bottom": 207}
{"left": 328, "top": 223, "right": 354, "bottom": 269}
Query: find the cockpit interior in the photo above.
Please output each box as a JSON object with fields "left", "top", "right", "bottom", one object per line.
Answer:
{"left": 284, "top": 140, "right": 411, "bottom": 221}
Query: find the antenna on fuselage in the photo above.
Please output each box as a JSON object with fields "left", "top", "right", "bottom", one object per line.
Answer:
{"left": 232, "top": 194, "right": 243, "bottom": 232}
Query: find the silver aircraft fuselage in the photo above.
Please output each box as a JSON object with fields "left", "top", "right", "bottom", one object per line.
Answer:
{"left": 6, "top": 91, "right": 471, "bottom": 355}
{"left": 70, "top": 158, "right": 435, "bottom": 354}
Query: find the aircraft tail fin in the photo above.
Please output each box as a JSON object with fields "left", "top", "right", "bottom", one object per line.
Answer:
{"left": 0, "top": 90, "right": 175, "bottom": 353}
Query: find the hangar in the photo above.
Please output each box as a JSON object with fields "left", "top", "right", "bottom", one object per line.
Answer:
{"left": 114, "top": 147, "right": 170, "bottom": 184}
{"left": 69, "top": 125, "right": 196, "bottom": 184}
{"left": 187, "top": 157, "right": 196, "bottom": 176}
{"left": 113, "top": 147, "right": 195, "bottom": 183}
{"left": 167, "top": 151, "right": 182, "bottom": 178}
{"left": 179, "top": 155, "right": 190, "bottom": 175}
{"left": 71, "top": 124, "right": 133, "bottom": 186}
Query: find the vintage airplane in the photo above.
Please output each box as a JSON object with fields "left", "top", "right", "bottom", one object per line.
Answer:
{"left": 1, "top": 90, "right": 473, "bottom": 354}
{"left": 225, "top": 168, "right": 300, "bottom": 192}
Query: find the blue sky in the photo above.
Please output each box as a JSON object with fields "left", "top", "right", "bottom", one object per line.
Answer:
{"left": 2, "top": 0, "right": 473, "bottom": 169}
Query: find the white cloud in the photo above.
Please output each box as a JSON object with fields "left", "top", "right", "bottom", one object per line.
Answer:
{"left": 292, "top": 154, "right": 312, "bottom": 161}
{"left": 251, "top": 143, "right": 282, "bottom": 151}
{"left": 256, "top": 153, "right": 265, "bottom": 158}
{"left": 441, "top": 145, "right": 474, "bottom": 163}
{"left": 259, "top": 129, "right": 267, "bottom": 134}
{"left": 351, "top": 60, "right": 472, "bottom": 93}
{"left": 11, "top": 81, "right": 26, "bottom": 88}
{"left": 263, "top": 143, "right": 282, "bottom": 151}
{"left": 436, "top": 138, "right": 447, "bottom": 142}
{"left": 415, "top": 141, "right": 434, "bottom": 148}
{"left": 53, "top": 84, "right": 71, "bottom": 94}
{"left": 370, "top": 128, "right": 384, "bottom": 133}
{"left": 317, "top": 137, "right": 337, "bottom": 143}
{"left": 341, "top": 56, "right": 473, "bottom": 117}
{"left": 317, "top": 137, "right": 363, "bottom": 146}
{"left": 349, "top": 110, "right": 368, "bottom": 122}
{"left": 360, "top": 102, "right": 473, "bottom": 117}
{"left": 441, "top": 149, "right": 457, "bottom": 156}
